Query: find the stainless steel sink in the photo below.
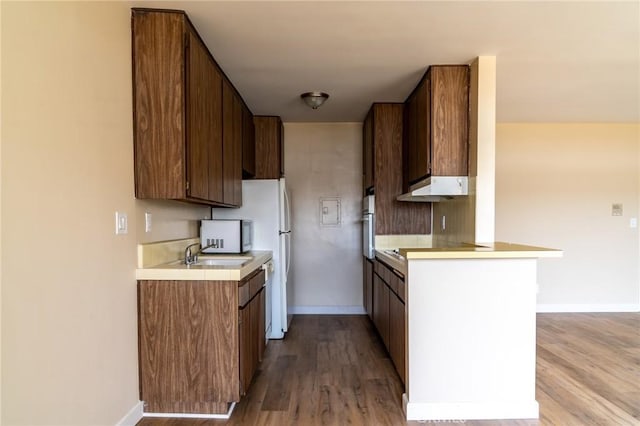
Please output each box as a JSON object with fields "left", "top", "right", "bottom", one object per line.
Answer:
{"left": 194, "top": 258, "right": 250, "bottom": 266}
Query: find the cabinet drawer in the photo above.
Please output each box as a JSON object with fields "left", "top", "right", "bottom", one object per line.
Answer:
{"left": 249, "top": 269, "right": 265, "bottom": 298}
{"left": 239, "top": 268, "right": 264, "bottom": 307}
{"left": 395, "top": 274, "right": 406, "bottom": 303}
{"left": 238, "top": 281, "right": 250, "bottom": 307}
{"left": 375, "top": 258, "right": 404, "bottom": 297}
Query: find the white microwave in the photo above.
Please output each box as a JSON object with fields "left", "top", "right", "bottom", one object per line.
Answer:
{"left": 200, "top": 220, "right": 253, "bottom": 254}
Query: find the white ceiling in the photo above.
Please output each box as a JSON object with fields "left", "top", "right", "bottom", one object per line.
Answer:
{"left": 130, "top": 1, "right": 640, "bottom": 123}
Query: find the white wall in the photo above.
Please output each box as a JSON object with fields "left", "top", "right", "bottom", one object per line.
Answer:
{"left": 1, "top": 2, "right": 208, "bottom": 425}
{"left": 495, "top": 123, "right": 640, "bottom": 311}
{"left": 284, "top": 123, "right": 364, "bottom": 313}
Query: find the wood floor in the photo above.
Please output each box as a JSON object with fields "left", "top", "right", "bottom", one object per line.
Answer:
{"left": 138, "top": 313, "right": 639, "bottom": 426}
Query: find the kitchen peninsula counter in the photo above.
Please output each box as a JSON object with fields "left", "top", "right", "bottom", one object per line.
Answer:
{"left": 377, "top": 241, "right": 562, "bottom": 422}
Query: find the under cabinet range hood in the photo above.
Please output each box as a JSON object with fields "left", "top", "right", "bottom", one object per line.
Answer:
{"left": 397, "top": 176, "right": 468, "bottom": 202}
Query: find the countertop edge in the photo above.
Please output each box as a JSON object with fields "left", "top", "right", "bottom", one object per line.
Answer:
{"left": 136, "top": 251, "right": 273, "bottom": 281}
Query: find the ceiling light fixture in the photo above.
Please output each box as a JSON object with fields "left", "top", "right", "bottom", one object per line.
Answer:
{"left": 300, "top": 91, "right": 329, "bottom": 109}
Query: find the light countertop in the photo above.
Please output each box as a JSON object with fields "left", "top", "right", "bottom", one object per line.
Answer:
{"left": 400, "top": 242, "right": 562, "bottom": 259}
{"left": 375, "top": 241, "right": 561, "bottom": 273}
{"left": 136, "top": 250, "right": 273, "bottom": 281}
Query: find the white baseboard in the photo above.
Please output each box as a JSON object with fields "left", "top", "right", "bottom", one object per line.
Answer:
{"left": 289, "top": 305, "right": 366, "bottom": 315}
{"left": 116, "top": 401, "right": 143, "bottom": 426}
{"left": 537, "top": 303, "right": 640, "bottom": 313}
{"left": 403, "top": 394, "right": 539, "bottom": 421}
{"left": 144, "top": 402, "right": 235, "bottom": 420}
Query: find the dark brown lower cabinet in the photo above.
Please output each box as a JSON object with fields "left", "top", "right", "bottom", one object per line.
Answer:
{"left": 373, "top": 273, "right": 390, "bottom": 350}
{"left": 363, "top": 258, "right": 374, "bottom": 319}
{"left": 389, "top": 291, "right": 406, "bottom": 384}
{"left": 239, "top": 286, "right": 264, "bottom": 395}
{"left": 138, "top": 268, "right": 265, "bottom": 415}
{"left": 372, "top": 259, "right": 406, "bottom": 385}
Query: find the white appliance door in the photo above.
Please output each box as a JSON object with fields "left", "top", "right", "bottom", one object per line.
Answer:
{"left": 279, "top": 231, "right": 291, "bottom": 332}
{"left": 363, "top": 213, "right": 374, "bottom": 259}
{"left": 279, "top": 178, "right": 291, "bottom": 232}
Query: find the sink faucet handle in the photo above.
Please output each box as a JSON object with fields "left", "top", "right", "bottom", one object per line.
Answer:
{"left": 184, "top": 242, "right": 201, "bottom": 265}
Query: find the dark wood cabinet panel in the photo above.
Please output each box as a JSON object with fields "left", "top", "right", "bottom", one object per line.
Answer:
{"left": 222, "top": 80, "right": 242, "bottom": 206}
{"left": 132, "top": 10, "right": 185, "bottom": 200}
{"left": 186, "top": 28, "right": 223, "bottom": 203}
{"left": 186, "top": 29, "right": 208, "bottom": 200}
{"left": 389, "top": 292, "right": 405, "bottom": 385}
{"left": 238, "top": 271, "right": 265, "bottom": 396}
{"left": 366, "top": 104, "right": 431, "bottom": 235}
{"left": 138, "top": 268, "right": 265, "bottom": 415}
{"left": 431, "top": 66, "right": 469, "bottom": 176}
{"left": 238, "top": 298, "right": 251, "bottom": 396}
{"left": 138, "top": 280, "right": 238, "bottom": 414}
{"left": 242, "top": 104, "right": 256, "bottom": 178}
{"left": 132, "top": 9, "right": 246, "bottom": 207}
{"left": 372, "top": 258, "right": 406, "bottom": 386}
{"left": 373, "top": 273, "right": 389, "bottom": 351}
{"left": 363, "top": 110, "right": 374, "bottom": 194}
{"left": 364, "top": 258, "right": 374, "bottom": 319}
{"left": 404, "top": 65, "right": 469, "bottom": 187}
{"left": 254, "top": 116, "right": 283, "bottom": 179}
{"left": 258, "top": 287, "right": 266, "bottom": 361}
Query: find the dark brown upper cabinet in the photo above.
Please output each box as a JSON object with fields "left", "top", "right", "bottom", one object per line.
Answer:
{"left": 132, "top": 8, "right": 248, "bottom": 207}
{"left": 403, "top": 65, "right": 470, "bottom": 190}
{"left": 242, "top": 103, "right": 256, "bottom": 178}
{"left": 363, "top": 104, "right": 431, "bottom": 234}
{"left": 253, "top": 116, "right": 284, "bottom": 179}
{"left": 222, "top": 80, "right": 243, "bottom": 207}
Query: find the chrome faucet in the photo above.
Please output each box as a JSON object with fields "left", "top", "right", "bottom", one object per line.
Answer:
{"left": 184, "top": 242, "right": 216, "bottom": 265}
{"left": 184, "top": 243, "right": 201, "bottom": 265}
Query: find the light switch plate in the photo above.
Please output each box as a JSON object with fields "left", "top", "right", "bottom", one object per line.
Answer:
{"left": 631, "top": 218, "right": 638, "bottom": 228}
{"left": 145, "top": 212, "right": 152, "bottom": 233}
{"left": 115, "top": 212, "right": 128, "bottom": 235}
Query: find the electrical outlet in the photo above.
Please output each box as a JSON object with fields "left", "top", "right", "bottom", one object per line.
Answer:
{"left": 631, "top": 218, "right": 638, "bottom": 228}
{"left": 115, "top": 212, "right": 128, "bottom": 235}
{"left": 612, "top": 203, "right": 623, "bottom": 216}
{"left": 145, "top": 212, "right": 152, "bottom": 233}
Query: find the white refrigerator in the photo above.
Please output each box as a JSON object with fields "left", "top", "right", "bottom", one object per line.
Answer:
{"left": 212, "top": 178, "right": 291, "bottom": 339}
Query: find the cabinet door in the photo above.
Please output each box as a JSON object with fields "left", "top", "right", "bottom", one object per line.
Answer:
{"left": 222, "top": 80, "right": 243, "bottom": 206}
{"left": 138, "top": 280, "right": 239, "bottom": 413}
{"left": 254, "top": 116, "right": 283, "bottom": 179}
{"left": 363, "top": 108, "right": 374, "bottom": 194}
{"left": 249, "top": 289, "right": 259, "bottom": 377}
{"left": 372, "top": 103, "right": 431, "bottom": 235}
{"left": 430, "top": 66, "right": 469, "bottom": 176}
{"left": 258, "top": 287, "right": 266, "bottom": 361}
{"left": 242, "top": 104, "right": 256, "bottom": 178}
{"left": 364, "top": 258, "right": 374, "bottom": 319}
{"left": 389, "top": 292, "right": 406, "bottom": 385}
{"left": 416, "top": 74, "right": 430, "bottom": 181}
{"left": 373, "top": 273, "right": 389, "bottom": 350}
{"left": 132, "top": 10, "right": 186, "bottom": 200}
{"left": 186, "top": 29, "right": 223, "bottom": 203}
{"left": 238, "top": 303, "right": 251, "bottom": 396}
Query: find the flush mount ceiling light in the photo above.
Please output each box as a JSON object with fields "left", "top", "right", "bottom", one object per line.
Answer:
{"left": 300, "top": 91, "right": 329, "bottom": 109}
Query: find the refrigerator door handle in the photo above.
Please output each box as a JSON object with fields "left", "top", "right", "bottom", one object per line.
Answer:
{"left": 285, "top": 232, "right": 291, "bottom": 276}
{"left": 283, "top": 184, "right": 291, "bottom": 231}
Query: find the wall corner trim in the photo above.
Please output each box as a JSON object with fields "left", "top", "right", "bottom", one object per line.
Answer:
{"left": 116, "top": 401, "right": 144, "bottom": 426}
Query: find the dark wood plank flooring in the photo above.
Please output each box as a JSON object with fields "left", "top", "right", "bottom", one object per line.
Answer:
{"left": 138, "top": 313, "right": 639, "bottom": 426}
